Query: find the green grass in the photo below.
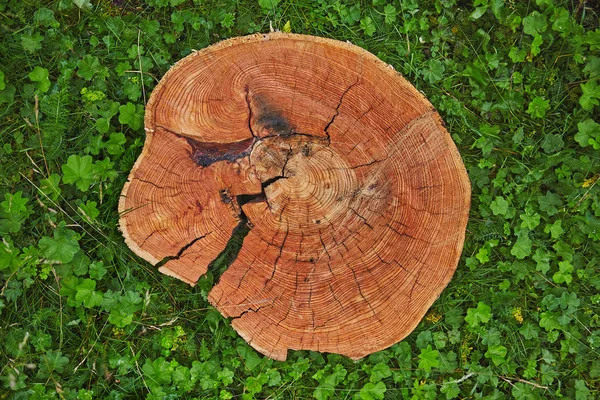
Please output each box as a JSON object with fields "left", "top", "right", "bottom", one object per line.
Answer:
{"left": 1, "top": 0, "right": 599, "bottom": 399}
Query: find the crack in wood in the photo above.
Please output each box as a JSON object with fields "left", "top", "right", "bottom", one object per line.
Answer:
{"left": 156, "top": 124, "right": 255, "bottom": 168}
{"left": 385, "top": 223, "right": 431, "bottom": 244}
{"left": 319, "top": 231, "right": 332, "bottom": 260}
{"left": 270, "top": 224, "right": 289, "bottom": 281}
{"left": 350, "top": 266, "right": 383, "bottom": 325}
{"left": 155, "top": 232, "right": 212, "bottom": 268}
{"left": 244, "top": 85, "right": 257, "bottom": 138}
{"left": 233, "top": 296, "right": 278, "bottom": 320}
{"left": 134, "top": 177, "right": 167, "bottom": 189}
{"left": 324, "top": 79, "right": 360, "bottom": 139}
{"left": 348, "top": 206, "right": 374, "bottom": 230}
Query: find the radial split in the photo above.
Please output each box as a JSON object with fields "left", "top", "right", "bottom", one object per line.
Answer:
{"left": 119, "top": 33, "right": 471, "bottom": 361}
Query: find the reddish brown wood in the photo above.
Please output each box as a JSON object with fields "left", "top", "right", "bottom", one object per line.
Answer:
{"left": 119, "top": 33, "right": 471, "bottom": 360}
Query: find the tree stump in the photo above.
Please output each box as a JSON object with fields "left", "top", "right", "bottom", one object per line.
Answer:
{"left": 119, "top": 33, "right": 471, "bottom": 360}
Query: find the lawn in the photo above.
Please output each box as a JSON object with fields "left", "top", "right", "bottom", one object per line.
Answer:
{"left": 0, "top": 0, "right": 599, "bottom": 399}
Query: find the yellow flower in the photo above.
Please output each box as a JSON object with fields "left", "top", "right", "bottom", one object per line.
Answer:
{"left": 512, "top": 307, "right": 523, "bottom": 324}
{"left": 425, "top": 311, "right": 442, "bottom": 324}
{"left": 582, "top": 174, "right": 599, "bottom": 188}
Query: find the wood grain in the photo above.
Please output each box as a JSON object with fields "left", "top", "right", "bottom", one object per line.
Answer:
{"left": 118, "top": 33, "right": 471, "bottom": 360}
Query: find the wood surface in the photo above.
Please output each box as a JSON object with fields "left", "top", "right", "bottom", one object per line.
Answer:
{"left": 119, "top": 33, "right": 471, "bottom": 360}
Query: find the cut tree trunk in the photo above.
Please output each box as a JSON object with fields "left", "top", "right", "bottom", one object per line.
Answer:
{"left": 119, "top": 33, "right": 471, "bottom": 361}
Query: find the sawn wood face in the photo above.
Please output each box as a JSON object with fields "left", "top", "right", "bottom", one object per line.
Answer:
{"left": 118, "top": 33, "right": 471, "bottom": 361}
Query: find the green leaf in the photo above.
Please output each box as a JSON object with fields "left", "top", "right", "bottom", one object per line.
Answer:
{"left": 108, "top": 309, "right": 134, "bottom": 327}
{"left": 559, "top": 292, "right": 580, "bottom": 311}
{"left": 246, "top": 374, "right": 268, "bottom": 394}
{"left": 337, "top": 4, "right": 361, "bottom": 25}
{"left": 541, "top": 133, "right": 564, "bottom": 153}
{"left": 220, "top": 12, "right": 235, "bottom": 29}
{"left": 34, "top": 8, "right": 58, "bottom": 27}
{"left": 258, "top": 0, "right": 280, "bottom": 9}
{"left": 118, "top": 102, "right": 145, "bottom": 130}
{"left": 522, "top": 11, "right": 547, "bottom": 36}
{"left": 533, "top": 248, "right": 550, "bottom": 274}
{"left": 3, "top": 280, "right": 22, "bottom": 302}
{"left": 485, "top": 344, "right": 507, "bottom": 365}
{"left": 105, "top": 132, "right": 126, "bottom": 155}
{"left": 78, "top": 200, "right": 99, "bottom": 222}
{"left": 511, "top": 232, "right": 532, "bottom": 259}
{"left": 520, "top": 213, "right": 540, "bottom": 229}
{"left": 89, "top": 261, "right": 107, "bottom": 280}
{"left": 119, "top": 291, "right": 143, "bottom": 314}
{"left": 583, "top": 56, "right": 600, "bottom": 78}
{"left": 73, "top": 0, "right": 93, "bottom": 9}
{"left": 77, "top": 55, "right": 101, "bottom": 81}
{"left": 544, "top": 220, "right": 563, "bottom": 239}
{"left": 539, "top": 311, "right": 560, "bottom": 331}
{"left": 575, "top": 119, "right": 600, "bottom": 147}
{"left": 538, "top": 191, "right": 562, "bottom": 216}
{"left": 38, "top": 350, "right": 69, "bottom": 378}
{"left": 38, "top": 229, "right": 80, "bottom": 264}
{"left": 62, "top": 155, "right": 95, "bottom": 192}
{"left": 75, "top": 278, "right": 103, "bottom": 308}
{"left": 237, "top": 343, "right": 262, "bottom": 371}
{"left": 266, "top": 368, "right": 281, "bottom": 386}
{"left": 0, "top": 238, "right": 20, "bottom": 272}
{"left": 217, "top": 367, "right": 234, "bottom": 385}
{"left": 28, "top": 66, "right": 51, "bottom": 93}
{"left": 40, "top": 174, "right": 62, "bottom": 201}
{"left": 359, "top": 381, "right": 386, "bottom": 400}
{"left": 422, "top": 59, "right": 445, "bottom": 83}
{"left": 553, "top": 260, "right": 573, "bottom": 285}
{"left": 551, "top": 7, "right": 572, "bottom": 34}
{"left": 418, "top": 345, "right": 439, "bottom": 373}
{"left": 476, "top": 247, "right": 489, "bottom": 264}
{"left": 519, "top": 322, "right": 539, "bottom": 339}
{"left": 490, "top": 196, "right": 509, "bottom": 215}
{"left": 360, "top": 17, "right": 377, "bottom": 36}
{"left": 143, "top": 357, "right": 173, "bottom": 386}
{"left": 370, "top": 363, "right": 391, "bottom": 382}
{"left": 509, "top": 46, "right": 527, "bottom": 63}
{"left": 172, "top": 365, "right": 193, "bottom": 391}
{"left": 579, "top": 80, "right": 600, "bottom": 110}
{"left": 123, "top": 79, "right": 142, "bottom": 101}
{"left": 93, "top": 158, "right": 118, "bottom": 181}
{"left": 0, "top": 70, "right": 5, "bottom": 91}
{"left": 383, "top": 4, "right": 396, "bottom": 24}
{"left": 465, "top": 301, "right": 492, "bottom": 327}
{"left": 440, "top": 380, "right": 460, "bottom": 399}
{"left": 470, "top": 6, "right": 488, "bottom": 20}
{"left": 575, "top": 379, "right": 591, "bottom": 400}
{"left": 1, "top": 192, "right": 29, "bottom": 214}
{"left": 115, "top": 61, "right": 132, "bottom": 77}
{"left": 21, "top": 33, "right": 44, "bottom": 52}
{"left": 526, "top": 96, "right": 550, "bottom": 118}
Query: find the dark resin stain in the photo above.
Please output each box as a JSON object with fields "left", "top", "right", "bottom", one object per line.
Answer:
{"left": 257, "top": 111, "right": 293, "bottom": 136}
{"left": 253, "top": 95, "right": 294, "bottom": 137}
{"left": 186, "top": 137, "right": 255, "bottom": 167}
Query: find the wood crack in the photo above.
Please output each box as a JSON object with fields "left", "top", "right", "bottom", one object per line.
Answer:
{"left": 324, "top": 79, "right": 360, "bottom": 139}
{"left": 270, "top": 224, "right": 289, "bottom": 281}
{"left": 348, "top": 207, "right": 374, "bottom": 230}
{"left": 155, "top": 232, "right": 212, "bottom": 267}
{"left": 245, "top": 85, "right": 258, "bottom": 138}
{"left": 134, "top": 177, "right": 167, "bottom": 189}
